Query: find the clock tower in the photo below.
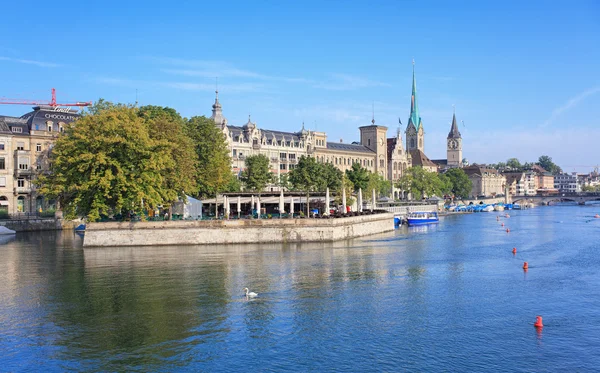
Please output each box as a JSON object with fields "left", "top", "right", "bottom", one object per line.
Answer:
{"left": 447, "top": 110, "right": 462, "bottom": 167}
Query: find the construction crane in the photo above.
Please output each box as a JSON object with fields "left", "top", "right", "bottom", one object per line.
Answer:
{"left": 0, "top": 88, "right": 91, "bottom": 108}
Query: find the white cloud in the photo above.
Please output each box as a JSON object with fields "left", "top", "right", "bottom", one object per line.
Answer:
{"left": 0, "top": 56, "right": 61, "bottom": 68}
{"left": 542, "top": 86, "right": 600, "bottom": 127}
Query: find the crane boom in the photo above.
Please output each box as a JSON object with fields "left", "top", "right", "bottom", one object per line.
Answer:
{"left": 0, "top": 88, "right": 91, "bottom": 107}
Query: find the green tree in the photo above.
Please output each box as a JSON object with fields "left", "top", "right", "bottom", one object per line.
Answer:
{"left": 396, "top": 166, "right": 444, "bottom": 200}
{"left": 366, "top": 172, "right": 391, "bottom": 200}
{"left": 506, "top": 158, "right": 522, "bottom": 170}
{"left": 444, "top": 168, "right": 473, "bottom": 199}
{"left": 537, "top": 155, "right": 562, "bottom": 175}
{"left": 318, "top": 162, "right": 343, "bottom": 191}
{"left": 186, "top": 116, "right": 232, "bottom": 198}
{"left": 240, "top": 154, "right": 273, "bottom": 193}
{"left": 334, "top": 174, "right": 355, "bottom": 208}
{"left": 224, "top": 173, "right": 242, "bottom": 193}
{"left": 37, "top": 105, "right": 177, "bottom": 221}
{"left": 345, "top": 162, "right": 370, "bottom": 192}
{"left": 288, "top": 156, "right": 323, "bottom": 217}
{"left": 84, "top": 98, "right": 127, "bottom": 116}
{"left": 139, "top": 105, "right": 197, "bottom": 200}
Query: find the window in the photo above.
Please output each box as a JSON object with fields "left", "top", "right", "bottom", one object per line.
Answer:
{"left": 0, "top": 143, "right": 4, "bottom": 151}
{"left": 17, "top": 142, "right": 24, "bottom": 151}
{"left": 279, "top": 152, "right": 287, "bottom": 160}
{"left": 0, "top": 158, "right": 4, "bottom": 170}
{"left": 18, "top": 157, "right": 29, "bottom": 170}
{"left": 380, "top": 160, "right": 384, "bottom": 168}
{"left": 37, "top": 162, "right": 42, "bottom": 170}
{"left": 11, "top": 127, "right": 23, "bottom": 133}
{"left": 0, "top": 177, "right": 5, "bottom": 187}
{"left": 48, "top": 125, "right": 52, "bottom": 132}
{"left": 232, "top": 149, "right": 237, "bottom": 157}
{"left": 279, "top": 163, "right": 286, "bottom": 170}
{"left": 36, "top": 144, "right": 42, "bottom": 152}
{"left": 17, "top": 178, "right": 25, "bottom": 188}
{"left": 289, "top": 154, "right": 296, "bottom": 160}
{"left": 368, "top": 139, "right": 371, "bottom": 146}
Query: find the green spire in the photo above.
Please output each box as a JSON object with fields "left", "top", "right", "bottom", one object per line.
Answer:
{"left": 409, "top": 61, "right": 421, "bottom": 131}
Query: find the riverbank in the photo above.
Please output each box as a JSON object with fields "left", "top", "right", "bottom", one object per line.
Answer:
{"left": 83, "top": 212, "right": 395, "bottom": 247}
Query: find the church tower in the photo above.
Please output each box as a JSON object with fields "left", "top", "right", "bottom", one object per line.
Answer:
{"left": 405, "top": 62, "right": 424, "bottom": 152}
{"left": 446, "top": 109, "right": 462, "bottom": 167}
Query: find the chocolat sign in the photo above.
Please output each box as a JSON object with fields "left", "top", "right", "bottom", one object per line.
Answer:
{"left": 44, "top": 113, "right": 78, "bottom": 121}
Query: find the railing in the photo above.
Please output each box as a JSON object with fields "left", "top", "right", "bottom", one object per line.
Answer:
{"left": 14, "top": 186, "right": 32, "bottom": 194}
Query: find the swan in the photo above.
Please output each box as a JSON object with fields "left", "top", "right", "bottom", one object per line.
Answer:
{"left": 244, "top": 288, "right": 258, "bottom": 297}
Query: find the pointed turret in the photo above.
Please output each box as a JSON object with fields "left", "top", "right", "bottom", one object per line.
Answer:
{"left": 211, "top": 90, "right": 226, "bottom": 126}
{"left": 448, "top": 110, "right": 461, "bottom": 139}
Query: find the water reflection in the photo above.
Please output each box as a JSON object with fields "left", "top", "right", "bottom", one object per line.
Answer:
{"left": 2, "top": 207, "right": 600, "bottom": 371}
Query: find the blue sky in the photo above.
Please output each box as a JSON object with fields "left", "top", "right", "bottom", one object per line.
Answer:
{"left": 1, "top": 1, "right": 599, "bottom": 172}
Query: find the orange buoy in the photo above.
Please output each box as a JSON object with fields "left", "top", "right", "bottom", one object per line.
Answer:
{"left": 595, "top": 214, "right": 600, "bottom": 219}
{"left": 534, "top": 316, "right": 543, "bottom": 328}
{"left": 512, "top": 248, "right": 517, "bottom": 254}
{"left": 523, "top": 261, "right": 528, "bottom": 269}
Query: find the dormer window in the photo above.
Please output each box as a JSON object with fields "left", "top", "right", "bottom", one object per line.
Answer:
{"left": 11, "top": 127, "right": 22, "bottom": 133}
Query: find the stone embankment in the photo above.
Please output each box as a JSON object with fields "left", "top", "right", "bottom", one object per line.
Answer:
{"left": 0, "top": 218, "right": 79, "bottom": 232}
{"left": 83, "top": 212, "right": 395, "bottom": 247}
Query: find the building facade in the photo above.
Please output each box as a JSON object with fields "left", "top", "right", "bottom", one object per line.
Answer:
{"left": 463, "top": 165, "right": 506, "bottom": 198}
{"left": 554, "top": 173, "right": 577, "bottom": 193}
{"left": 503, "top": 171, "right": 537, "bottom": 196}
{"left": 0, "top": 106, "right": 77, "bottom": 214}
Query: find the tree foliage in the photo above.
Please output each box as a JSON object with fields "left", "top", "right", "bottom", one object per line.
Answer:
{"left": 444, "top": 168, "right": 473, "bottom": 199}
{"left": 345, "top": 163, "right": 370, "bottom": 192}
{"left": 506, "top": 158, "right": 522, "bottom": 169}
{"left": 288, "top": 156, "right": 324, "bottom": 216}
{"left": 37, "top": 105, "right": 187, "bottom": 221}
{"left": 395, "top": 166, "right": 446, "bottom": 200}
{"left": 240, "top": 154, "right": 273, "bottom": 193}
{"left": 318, "top": 162, "right": 343, "bottom": 191}
{"left": 186, "top": 116, "right": 232, "bottom": 198}
{"left": 537, "top": 155, "right": 562, "bottom": 175}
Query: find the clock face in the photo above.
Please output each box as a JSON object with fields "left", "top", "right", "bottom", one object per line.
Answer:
{"left": 379, "top": 138, "right": 385, "bottom": 146}
{"left": 448, "top": 139, "right": 458, "bottom": 149}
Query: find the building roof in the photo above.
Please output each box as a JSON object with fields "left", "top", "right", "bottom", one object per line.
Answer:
{"left": 463, "top": 164, "right": 501, "bottom": 177}
{"left": 326, "top": 142, "right": 374, "bottom": 153}
{"left": 0, "top": 116, "right": 22, "bottom": 134}
{"left": 431, "top": 159, "right": 448, "bottom": 166}
{"left": 448, "top": 112, "right": 461, "bottom": 138}
{"left": 409, "top": 149, "right": 436, "bottom": 168}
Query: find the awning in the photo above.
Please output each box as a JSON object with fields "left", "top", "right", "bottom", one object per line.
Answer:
{"left": 0, "top": 201, "right": 9, "bottom": 206}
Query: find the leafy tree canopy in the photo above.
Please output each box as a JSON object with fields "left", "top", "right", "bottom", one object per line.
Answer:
{"left": 240, "top": 154, "right": 273, "bottom": 193}
{"left": 444, "top": 168, "right": 473, "bottom": 199}
{"left": 537, "top": 155, "right": 563, "bottom": 175}
{"left": 186, "top": 116, "right": 232, "bottom": 198}
{"left": 345, "top": 163, "right": 370, "bottom": 192}
{"left": 37, "top": 105, "right": 182, "bottom": 221}
{"left": 395, "top": 166, "right": 446, "bottom": 200}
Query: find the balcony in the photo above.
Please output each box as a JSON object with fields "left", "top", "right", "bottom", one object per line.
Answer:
{"left": 14, "top": 186, "right": 32, "bottom": 194}
{"left": 15, "top": 167, "right": 32, "bottom": 176}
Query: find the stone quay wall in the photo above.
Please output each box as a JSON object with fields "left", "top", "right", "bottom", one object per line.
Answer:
{"left": 0, "top": 218, "right": 79, "bottom": 232}
{"left": 83, "top": 213, "right": 395, "bottom": 247}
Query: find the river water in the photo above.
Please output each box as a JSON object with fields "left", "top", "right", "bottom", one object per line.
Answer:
{"left": 1, "top": 206, "right": 599, "bottom": 372}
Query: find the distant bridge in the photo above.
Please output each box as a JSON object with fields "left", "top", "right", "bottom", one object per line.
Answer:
{"left": 512, "top": 192, "right": 600, "bottom": 205}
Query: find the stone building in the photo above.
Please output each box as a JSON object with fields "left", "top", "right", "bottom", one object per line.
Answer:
{"left": 463, "top": 165, "right": 506, "bottom": 198}
{"left": 531, "top": 165, "right": 555, "bottom": 190}
{"left": 0, "top": 106, "right": 77, "bottom": 214}
{"left": 211, "top": 92, "right": 382, "bottom": 189}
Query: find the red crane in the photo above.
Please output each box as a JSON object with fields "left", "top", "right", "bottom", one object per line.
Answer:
{"left": 0, "top": 88, "right": 91, "bottom": 108}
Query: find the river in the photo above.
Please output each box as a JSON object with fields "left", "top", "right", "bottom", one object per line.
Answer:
{"left": 1, "top": 205, "right": 599, "bottom": 372}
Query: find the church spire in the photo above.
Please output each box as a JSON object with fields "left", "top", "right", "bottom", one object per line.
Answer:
{"left": 408, "top": 59, "right": 421, "bottom": 131}
{"left": 448, "top": 107, "right": 461, "bottom": 138}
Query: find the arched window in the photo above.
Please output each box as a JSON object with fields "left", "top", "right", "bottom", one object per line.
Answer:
{"left": 410, "top": 139, "right": 415, "bottom": 148}
{"left": 394, "top": 162, "right": 397, "bottom": 170}
{"left": 17, "top": 196, "right": 25, "bottom": 213}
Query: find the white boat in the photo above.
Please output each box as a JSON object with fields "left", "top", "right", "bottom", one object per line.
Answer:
{"left": 483, "top": 205, "right": 495, "bottom": 212}
{"left": 407, "top": 211, "right": 439, "bottom": 225}
{"left": 494, "top": 205, "right": 505, "bottom": 211}
{"left": 0, "top": 226, "right": 16, "bottom": 235}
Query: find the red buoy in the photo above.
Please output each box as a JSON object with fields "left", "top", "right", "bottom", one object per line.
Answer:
{"left": 512, "top": 248, "right": 517, "bottom": 254}
{"left": 534, "top": 316, "right": 543, "bottom": 328}
{"left": 595, "top": 214, "right": 600, "bottom": 219}
{"left": 506, "top": 228, "right": 510, "bottom": 233}
{"left": 523, "top": 261, "right": 528, "bottom": 269}
{"left": 501, "top": 223, "right": 505, "bottom": 227}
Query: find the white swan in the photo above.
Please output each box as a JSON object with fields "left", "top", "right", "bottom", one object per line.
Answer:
{"left": 244, "top": 288, "right": 258, "bottom": 298}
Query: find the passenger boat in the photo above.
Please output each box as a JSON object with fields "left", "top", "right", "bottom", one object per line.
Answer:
{"left": 407, "top": 211, "right": 439, "bottom": 225}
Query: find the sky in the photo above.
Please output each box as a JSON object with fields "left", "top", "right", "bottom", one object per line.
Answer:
{"left": 0, "top": 1, "right": 599, "bottom": 172}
